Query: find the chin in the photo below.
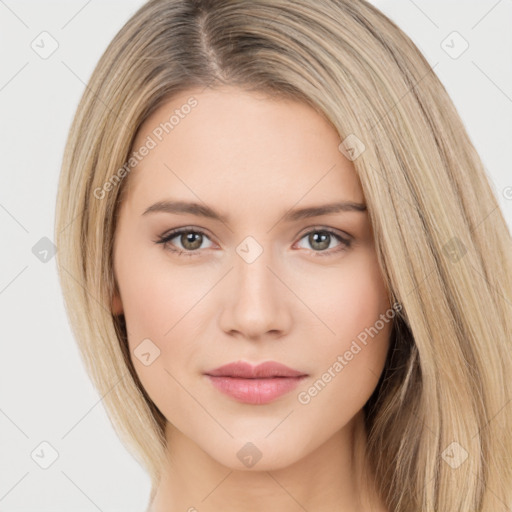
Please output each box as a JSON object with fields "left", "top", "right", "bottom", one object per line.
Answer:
{"left": 202, "top": 436, "right": 305, "bottom": 472}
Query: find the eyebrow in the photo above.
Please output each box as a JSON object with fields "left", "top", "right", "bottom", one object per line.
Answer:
{"left": 142, "top": 199, "right": 367, "bottom": 223}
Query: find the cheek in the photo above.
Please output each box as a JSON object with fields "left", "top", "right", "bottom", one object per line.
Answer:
{"left": 300, "top": 251, "right": 390, "bottom": 350}
{"left": 116, "top": 243, "right": 214, "bottom": 342}
{"left": 297, "top": 253, "right": 391, "bottom": 410}
{"left": 114, "top": 249, "right": 212, "bottom": 420}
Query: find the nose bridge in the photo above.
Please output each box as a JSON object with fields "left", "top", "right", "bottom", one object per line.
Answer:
{"left": 219, "top": 234, "right": 291, "bottom": 338}
{"left": 234, "top": 234, "right": 276, "bottom": 306}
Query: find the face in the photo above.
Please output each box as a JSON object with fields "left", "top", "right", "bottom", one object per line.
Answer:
{"left": 112, "top": 86, "right": 392, "bottom": 471}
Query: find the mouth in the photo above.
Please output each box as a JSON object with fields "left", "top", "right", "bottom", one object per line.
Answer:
{"left": 204, "top": 360, "right": 308, "bottom": 405}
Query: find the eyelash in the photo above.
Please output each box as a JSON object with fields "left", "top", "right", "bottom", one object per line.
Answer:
{"left": 155, "top": 227, "right": 352, "bottom": 258}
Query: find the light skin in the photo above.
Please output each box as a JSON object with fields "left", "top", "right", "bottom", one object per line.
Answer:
{"left": 112, "top": 86, "right": 392, "bottom": 512}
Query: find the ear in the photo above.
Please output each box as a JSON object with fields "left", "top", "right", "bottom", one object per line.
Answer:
{"left": 111, "top": 288, "right": 124, "bottom": 315}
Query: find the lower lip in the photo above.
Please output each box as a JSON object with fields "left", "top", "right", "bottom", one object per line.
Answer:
{"left": 206, "top": 375, "right": 307, "bottom": 405}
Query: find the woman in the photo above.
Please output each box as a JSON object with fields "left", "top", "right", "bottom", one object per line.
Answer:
{"left": 54, "top": 0, "right": 512, "bottom": 510}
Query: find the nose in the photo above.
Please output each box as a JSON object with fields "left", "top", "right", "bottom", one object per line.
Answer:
{"left": 218, "top": 242, "right": 293, "bottom": 341}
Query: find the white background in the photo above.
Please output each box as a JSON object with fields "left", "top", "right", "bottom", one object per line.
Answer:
{"left": 0, "top": 1, "right": 511, "bottom": 511}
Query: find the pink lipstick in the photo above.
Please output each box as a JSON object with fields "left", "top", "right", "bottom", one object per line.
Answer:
{"left": 204, "top": 361, "right": 308, "bottom": 405}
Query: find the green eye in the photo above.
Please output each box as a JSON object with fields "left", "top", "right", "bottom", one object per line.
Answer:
{"left": 156, "top": 227, "right": 352, "bottom": 257}
{"left": 296, "top": 229, "right": 351, "bottom": 255}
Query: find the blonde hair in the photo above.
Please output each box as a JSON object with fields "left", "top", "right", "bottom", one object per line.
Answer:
{"left": 54, "top": 0, "right": 512, "bottom": 509}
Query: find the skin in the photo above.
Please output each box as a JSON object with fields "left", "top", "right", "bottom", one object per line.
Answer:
{"left": 112, "top": 86, "right": 392, "bottom": 512}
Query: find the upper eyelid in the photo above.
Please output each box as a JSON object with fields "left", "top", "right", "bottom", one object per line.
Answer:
{"left": 296, "top": 225, "right": 351, "bottom": 239}
{"left": 159, "top": 226, "right": 214, "bottom": 243}
{"left": 160, "top": 225, "right": 350, "bottom": 238}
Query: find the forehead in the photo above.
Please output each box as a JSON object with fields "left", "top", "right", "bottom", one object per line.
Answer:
{"left": 124, "top": 86, "right": 363, "bottom": 211}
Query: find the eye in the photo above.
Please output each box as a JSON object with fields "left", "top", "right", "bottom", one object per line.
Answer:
{"left": 295, "top": 228, "right": 351, "bottom": 256}
{"left": 156, "top": 228, "right": 215, "bottom": 256}
{"left": 156, "top": 226, "right": 352, "bottom": 257}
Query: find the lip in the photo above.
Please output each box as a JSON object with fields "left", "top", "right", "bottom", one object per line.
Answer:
{"left": 206, "top": 361, "right": 306, "bottom": 379}
{"left": 204, "top": 361, "right": 308, "bottom": 405}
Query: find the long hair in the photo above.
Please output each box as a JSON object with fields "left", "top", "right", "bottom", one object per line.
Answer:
{"left": 54, "top": 1, "right": 512, "bottom": 509}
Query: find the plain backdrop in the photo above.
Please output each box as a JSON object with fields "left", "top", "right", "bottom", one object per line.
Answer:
{"left": 0, "top": 1, "right": 511, "bottom": 511}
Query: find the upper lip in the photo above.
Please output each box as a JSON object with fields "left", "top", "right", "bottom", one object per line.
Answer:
{"left": 205, "top": 361, "right": 307, "bottom": 379}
